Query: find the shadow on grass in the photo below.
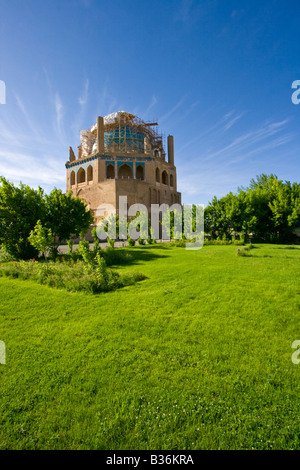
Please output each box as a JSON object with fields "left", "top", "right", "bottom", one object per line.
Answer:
{"left": 275, "top": 246, "right": 300, "bottom": 250}
{"left": 112, "top": 247, "right": 170, "bottom": 267}
{"left": 56, "top": 245, "right": 171, "bottom": 268}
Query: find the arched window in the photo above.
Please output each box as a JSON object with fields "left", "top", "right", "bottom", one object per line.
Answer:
{"left": 87, "top": 165, "right": 93, "bottom": 182}
{"left": 136, "top": 165, "right": 144, "bottom": 180}
{"left": 106, "top": 164, "right": 115, "bottom": 179}
{"left": 170, "top": 174, "right": 174, "bottom": 187}
{"left": 156, "top": 168, "right": 160, "bottom": 183}
{"left": 71, "top": 171, "right": 75, "bottom": 186}
{"left": 118, "top": 163, "right": 133, "bottom": 179}
{"left": 162, "top": 170, "right": 168, "bottom": 185}
{"left": 77, "top": 167, "right": 86, "bottom": 184}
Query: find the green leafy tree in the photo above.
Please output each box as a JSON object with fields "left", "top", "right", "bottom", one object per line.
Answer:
{"left": 28, "top": 220, "right": 54, "bottom": 261}
{"left": 0, "top": 177, "right": 46, "bottom": 259}
{"left": 204, "top": 196, "right": 232, "bottom": 239}
{"left": 205, "top": 174, "right": 300, "bottom": 243}
{"left": 44, "top": 188, "right": 94, "bottom": 254}
{"left": 91, "top": 227, "right": 100, "bottom": 253}
{"left": 0, "top": 179, "right": 94, "bottom": 259}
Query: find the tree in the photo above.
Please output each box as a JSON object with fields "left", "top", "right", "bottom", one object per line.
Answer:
{"left": 0, "top": 177, "right": 46, "bottom": 259}
{"left": 44, "top": 188, "right": 94, "bottom": 254}
{"left": 0, "top": 179, "right": 94, "bottom": 259}
{"left": 204, "top": 196, "right": 233, "bottom": 239}
{"left": 204, "top": 174, "right": 300, "bottom": 243}
{"left": 28, "top": 220, "right": 54, "bottom": 261}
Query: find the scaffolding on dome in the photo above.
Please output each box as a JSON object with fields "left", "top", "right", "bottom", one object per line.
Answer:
{"left": 80, "top": 130, "right": 95, "bottom": 157}
{"left": 85, "top": 111, "right": 164, "bottom": 155}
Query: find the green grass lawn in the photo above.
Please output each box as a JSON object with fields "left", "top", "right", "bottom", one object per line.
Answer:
{"left": 0, "top": 243, "right": 300, "bottom": 450}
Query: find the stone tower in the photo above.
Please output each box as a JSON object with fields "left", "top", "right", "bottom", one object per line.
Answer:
{"left": 65, "top": 111, "right": 181, "bottom": 223}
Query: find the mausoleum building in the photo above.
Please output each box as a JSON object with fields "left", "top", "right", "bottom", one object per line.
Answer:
{"left": 65, "top": 111, "right": 181, "bottom": 223}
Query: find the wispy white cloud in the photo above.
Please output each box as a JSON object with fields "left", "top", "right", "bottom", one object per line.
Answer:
{"left": 158, "top": 95, "right": 187, "bottom": 123}
{"left": 79, "top": 78, "right": 89, "bottom": 107}
{"left": 0, "top": 147, "right": 65, "bottom": 188}
{"left": 0, "top": 74, "right": 70, "bottom": 192}
{"left": 71, "top": 78, "right": 91, "bottom": 137}
{"left": 176, "top": 115, "right": 294, "bottom": 205}
{"left": 223, "top": 111, "right": 245, "bottom": 130}
{"left": 224, "top": 132, "right": 294, "bottom": 167}
{"left": 144, "top": 94, "right": 158, "bottom": 117}
{"left": 54, "top": 92, "right": 67, "bottom": 145}
{"left": 177, "top": 112, "right": 231, "bottom": 153}
{"left": 185, "top": 117, "right": 291, "bottom": 166}
{"left": 55, "top": 93, "right": 63, "bottom": 128}
{"left": 168, "top": 100, "right": 200, "bottom": 131}
{"left": 43, "top": 68, "right": 67, "bottom": 145}
{"left": 15, "top": 94, "right": 41, "bottom": 139}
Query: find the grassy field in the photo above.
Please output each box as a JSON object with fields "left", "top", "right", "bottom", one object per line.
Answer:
{"left": 0, "top": 243, "right": 300, "bottom": 450}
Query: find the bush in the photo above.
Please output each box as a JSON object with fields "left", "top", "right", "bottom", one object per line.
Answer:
{"left": 28, "top": 220, "right": 54, "bottom": 261}
{"left": 244, "top": 243, "right": 255, "bottom": 251}
{"left": 0, "top": 248, "right": 16, "bottom": 263}
{"left": 170, "top": 239, "right": 186, "bottom": 247}
{"left": 127, "top": 238, "right": 136, "bottom": 247}
{"left": 108, "top": 238, "right": 115, "bottom": 248}
{"left": 204, "top": 238, "right": 244, "bottom": 246}
{"left": 101, "top": 246, "right": 133, "bottom": 266}
{"left": 77, "top": 240, "right": 93, "bottom": 265}
{"left": 0, "top": 178, "right": 94, "bottom": 260}
{"left": 204, "top": 239, "right": 231, "bottom": 246}
{"left": 240, "top": 233, "right": 246, "bottom": 244}
{"left": 236, "top": 247, "right": 253, "bottom": 257}
{"left": 67, "top": 240, "right": 74, "bottom": 253}
{"left": 0, "top": 257, "right": 145, "bottom": 294}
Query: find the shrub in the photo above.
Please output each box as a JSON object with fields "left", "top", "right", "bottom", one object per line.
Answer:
{"left": 101, "top": 247, "right": 132, "bottom": 266}
{"left": 233, "top": 240, "right": 244, "bottom": 246}
{"left": 0, "top": 249, "right": 16, "bottom": 263}
{"left": 236, "top": 248, "right": 253, "bottom": 257}
{"left": 244, "top": 243, "right": 255, "bottom": 251}
{"left": 77, "top": 240, "right": 93, "bottom": 265}
{"left": 127, "top": 238, "right": 135, "bottom": 247}
{"left": 170, "top": 239, "right": 186, "bottom": 247}
{"left": 92, "top": 227, "right": 100, "bottom": 254}
{"left": 0, "top": 257, "right": 145, "bottom": 294}
{"left": 28, "top": 220, "right": 55, "bottom": 261}
{"left": 67, "top": 240, "right": 74, "bottom": 253}
{"left": 204, "top": 239, "right": 233, "bottom": 246}
{"left": 94, "top": 252, "right": 110, "bottom": 291}
{"left": 108, "top": 238, "right": 115, "bottom": 248}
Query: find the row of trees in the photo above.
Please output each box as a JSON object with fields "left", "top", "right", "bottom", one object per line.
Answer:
{"left": 204, "top": 174, "right": 300, "bottom": 243}
{"left": 1, "top": 173, "right": 299, "bottom": 260}
{"left": 0, "top": 177, "right": 94, "bottom": 259}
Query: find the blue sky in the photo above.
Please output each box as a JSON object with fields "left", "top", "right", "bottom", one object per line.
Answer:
{"left": 0, "top": 0, "right": 299, "bottom": 206}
